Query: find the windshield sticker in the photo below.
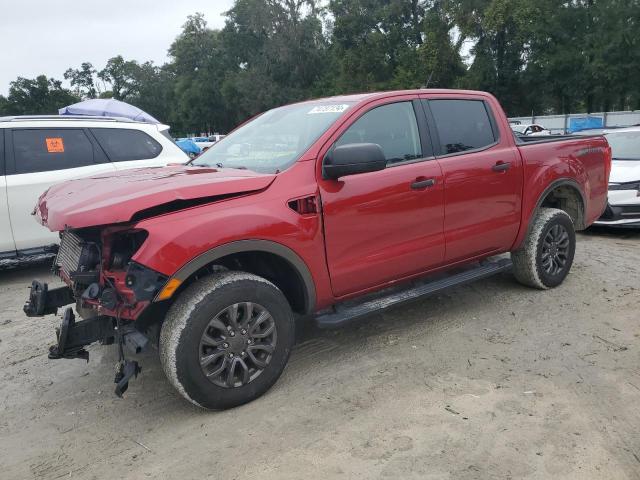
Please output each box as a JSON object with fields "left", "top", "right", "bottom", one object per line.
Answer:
{"left": 308, "top": 104, "right": 350, "bottom": 114}
{"left": 45, "top": 137, "right": 64, "bottom": 153}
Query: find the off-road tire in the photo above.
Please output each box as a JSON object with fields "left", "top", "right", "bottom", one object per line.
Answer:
{"left": 511, "top": 208, "right": 576, "bottom": 289}
{"left": 159, "top": 271, "right": 294, "bottom": 410}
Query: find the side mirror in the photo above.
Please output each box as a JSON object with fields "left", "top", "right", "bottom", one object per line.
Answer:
{"left": 323, "top": 143, "right": 386, "bottom": 180}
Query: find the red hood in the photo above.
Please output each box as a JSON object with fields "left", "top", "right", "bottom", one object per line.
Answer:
{"left": 36, "top": 166, "right": 276, "bottom": 231}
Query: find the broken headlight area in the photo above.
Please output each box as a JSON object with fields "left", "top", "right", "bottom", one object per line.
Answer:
{"left": 23, "top": 227, "right": 169, "bottom": 397}
{"left": 44, "top": 227, "right": 167, "bottom": 319}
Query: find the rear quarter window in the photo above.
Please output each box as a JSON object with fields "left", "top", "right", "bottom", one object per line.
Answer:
{"left": 12, "top": 128, "right": 100, "bottom": 174}
{"left": 427, "top": 99, "right": 496, "bottom": 155}
{"left": 91, "top": 128, "right": 162, "bottom": 162}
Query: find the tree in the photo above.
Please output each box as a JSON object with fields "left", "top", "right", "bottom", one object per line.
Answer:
{"left": 449, "top": 0, "right": 543, "bottom": 115}
{"left": 98, "top": 55, "right": 142, "bottom": 100}
{"left": 4, "top": 0, "right": 640, "bottom": 128}
{"left": 328, "top": 0, "right": 424, "bottom": 92}
{"left": 414, "top": 2, "right": 465, "bottom": 88}
{"left": 0, "top": 95, "right": 9, "bottom": 115}
{"left": 64, "top": 62, "right": 99, "bottom": 99}
{"left": 128, "top": 62, "right": 176, "bottom": 126}
{"left": 0, "top": 75, "right": 79, "bottom": 115}
{"left": 221, "top": 0, "right": 328, "bottom": 121}
{"left": 168, "top": 13, "right": 230, "bottom": 133}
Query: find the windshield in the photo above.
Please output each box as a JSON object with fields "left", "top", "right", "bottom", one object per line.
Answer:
{"left": 606, "top": 131, "right": 640, "bottom": 160}
{"left": 192, "top": 101, "right": 355, "bottom": 173}
{"left": 511, "top": 125, "right": 526, "bottom": 134}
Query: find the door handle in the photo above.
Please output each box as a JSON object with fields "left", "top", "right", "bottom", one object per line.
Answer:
{"left": 492, "top": 161, "right": 511, "bottom": 172}
{"left": 411, "top": 178, "right": 436, "bottom": 189}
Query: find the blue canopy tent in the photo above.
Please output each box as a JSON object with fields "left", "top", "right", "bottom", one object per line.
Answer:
{"left": 59, "top": 99, "right": 160, "bottom": 123}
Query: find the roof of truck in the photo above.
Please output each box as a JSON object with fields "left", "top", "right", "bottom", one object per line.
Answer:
{"left": 293, "top": 89, "right": 492, "bottom": 106}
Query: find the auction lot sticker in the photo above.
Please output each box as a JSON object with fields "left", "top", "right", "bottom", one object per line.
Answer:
{"left": 46, "top": 137, "right": 65, "bottom": 153}
{"left": 308, "top": 104, "right": 350, "bottom": 114}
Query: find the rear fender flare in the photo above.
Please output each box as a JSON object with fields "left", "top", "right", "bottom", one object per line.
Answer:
{"left": 515, "top": 178, "right": 586, "bottom": 250}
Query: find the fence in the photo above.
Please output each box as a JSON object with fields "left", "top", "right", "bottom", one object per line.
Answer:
{"left": 508, "top": 110, "right": 640, "bottom": 134}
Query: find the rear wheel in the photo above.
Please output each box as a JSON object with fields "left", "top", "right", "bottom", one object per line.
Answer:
{"left": 511, "top": 208, "right": 576, "bottom": 289}
{"left": 159, "top": 271, "right": 294, "bottom": 410}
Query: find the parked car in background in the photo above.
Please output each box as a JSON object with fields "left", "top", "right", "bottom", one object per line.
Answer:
{"left": 24, "top": 89, "right": 610, "bottom": 409}
{"left": 511, "top": 123, "right": 551, "bottom": 136}
{"left": 190, "top": 134, "right": 226, "bottom": 151}
{"left": 0, "top": 115, "right": 188, "bottom": 262}
{"left": 175, "top": 138, "right": 202, "bottom": 158}
{"left": 586, "top": 127, "right": 640, "bottom": 227}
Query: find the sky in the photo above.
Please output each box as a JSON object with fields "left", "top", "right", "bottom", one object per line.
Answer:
{"left": 0, "top": 0, "right": 235, "bottom": 95}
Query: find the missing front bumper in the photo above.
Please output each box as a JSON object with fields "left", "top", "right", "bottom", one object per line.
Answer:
{"left": 23, "top": 281, "right": 75, "bottom": 317}
{"left": 48, "top": 308, "right": 115, "bottom": 361}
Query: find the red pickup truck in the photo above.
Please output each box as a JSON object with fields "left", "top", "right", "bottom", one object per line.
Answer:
{"left": 24, "top": 89, "right": 611, "bottom": 409}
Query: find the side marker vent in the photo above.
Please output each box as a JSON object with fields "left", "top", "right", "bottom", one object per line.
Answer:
{"left": 288, "top": 196, "right": 318, "bottom": 215}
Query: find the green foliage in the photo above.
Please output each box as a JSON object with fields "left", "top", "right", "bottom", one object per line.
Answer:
{"left": 0, "top": 75, "right": 79, "bottom": 115}
{"left": 329, "top": 0, "right": 428, "bottom": 91}
{"left": 221, "top": 0, "right": 328, "bottom": 123}
{"left": 97, "top": 55, "right": 142, "bottom": 101}
{"left": 3, "top": 0, "right": 640, "bottom": 129}
{"left": 168, "top": 13, "right": 230, "bottom": 133}
{"left": 64, "top": 62, "right": 99, "bottom": 99}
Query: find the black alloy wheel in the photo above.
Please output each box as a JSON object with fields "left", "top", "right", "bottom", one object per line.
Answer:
{"left": 199, "top": 302, "right": 277, "bottom": 388}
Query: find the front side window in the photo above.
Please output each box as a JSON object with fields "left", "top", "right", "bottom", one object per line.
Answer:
{"left": 12, "top": 128, "right": 96, "bottom": 174}
{"left": 427, "top": 99, "right": 496, "bottom": 155}
{"left": 91, "top": 128, "right": 162, "bottom": 162}
{"left": 335, "top": 102, "right": 422, "bottom": 165}
{"left": 192, "top": 101, "right": 355, "bottom": 174}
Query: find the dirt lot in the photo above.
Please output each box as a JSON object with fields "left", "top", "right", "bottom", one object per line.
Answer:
{"left": 1, "top": 228, "right": 639, "bottom": 480}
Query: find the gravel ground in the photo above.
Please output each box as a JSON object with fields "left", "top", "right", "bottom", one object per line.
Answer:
{"left": 0, "top": 228, "right": 638, "bottom": 480}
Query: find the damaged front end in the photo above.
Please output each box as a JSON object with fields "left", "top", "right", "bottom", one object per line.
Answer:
{"left": 24, "top": 227, "right": 168, "bottom": 396}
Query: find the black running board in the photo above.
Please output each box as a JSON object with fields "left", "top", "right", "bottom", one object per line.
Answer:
{"left": 315, "top": 257, "right": 512, "bottom": 329}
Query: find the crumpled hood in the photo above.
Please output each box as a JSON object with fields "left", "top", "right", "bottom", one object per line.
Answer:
{"left": 36, "top": 166, "right": 276, "bottom": 231}
{"left": 610, "top": 160, "right": 640, "bottom": 184}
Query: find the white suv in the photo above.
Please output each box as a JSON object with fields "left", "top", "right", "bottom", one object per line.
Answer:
{"left": 0, "top": 115, "right": 188, "bottom": 262}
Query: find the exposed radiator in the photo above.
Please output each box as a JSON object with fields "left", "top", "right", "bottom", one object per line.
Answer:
{"left": 55, "top": 231, "right": 88, "bottom": 278}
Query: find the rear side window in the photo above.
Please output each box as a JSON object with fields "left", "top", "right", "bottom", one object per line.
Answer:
{"left": 336, "top": 102, "right": 422, "bottom": 165}
{"left": 12, "top": 129, "right": 98, "bottom": 174}
{"left": 91, "top": 128, "right": 162, "bottom": 161}
{"left": 427, "top": 99, "right": 496, "bottom": 155}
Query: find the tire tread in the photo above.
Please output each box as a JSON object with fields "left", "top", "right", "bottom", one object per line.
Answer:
{"left": 511, "top": 208, "right": 574, "bottom": 290}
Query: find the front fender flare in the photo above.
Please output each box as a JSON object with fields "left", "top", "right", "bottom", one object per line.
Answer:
{"left": 166, "top": 239, "right": 316, "bottom": 313}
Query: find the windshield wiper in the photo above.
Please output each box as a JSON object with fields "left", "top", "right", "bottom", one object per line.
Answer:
{"left": 217, "top": 164, "right": 247, "bottom": 170}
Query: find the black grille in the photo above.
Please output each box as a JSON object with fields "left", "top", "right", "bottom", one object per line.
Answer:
{"left": 55, "top": 231, "right": 85, "bottom": 278}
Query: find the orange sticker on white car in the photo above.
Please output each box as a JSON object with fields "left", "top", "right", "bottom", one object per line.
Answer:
{"left": 45, "top": 137, "right": 64, "bottom": 153}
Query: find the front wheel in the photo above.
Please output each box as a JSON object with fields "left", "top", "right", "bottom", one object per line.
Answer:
{"left": 159, "top": 271, "right": 294, "bottom": 410}
{"left": 511, "top": 208, "right": 576, "bottom": 289}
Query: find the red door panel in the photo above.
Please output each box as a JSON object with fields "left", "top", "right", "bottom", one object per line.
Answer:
{"left": 421, "top": 96, "right": 523, "bottom": 263}
{"left": 437, "top": 147, "right": 522, "bottom": 262}
{"left": 320, "top": 161, "right": 444, "bottom": 296}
